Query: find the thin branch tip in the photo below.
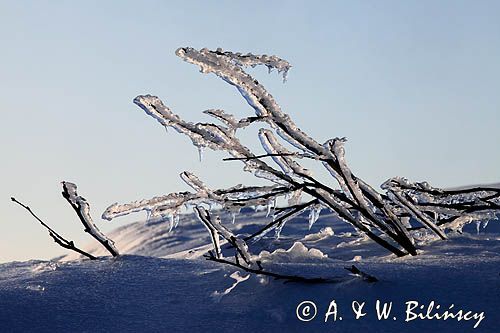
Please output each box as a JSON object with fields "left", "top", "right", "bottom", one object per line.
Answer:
{"left": 12, "top": 196, "right": 96, "bottom": 260}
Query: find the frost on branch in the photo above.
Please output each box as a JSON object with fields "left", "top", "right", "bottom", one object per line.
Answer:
{"left": 105, "top": 47, "right": 499, "bottom": 260}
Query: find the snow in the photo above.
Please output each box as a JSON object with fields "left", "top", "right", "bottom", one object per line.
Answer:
{"left": 1, "top": 208, "right": 499, "bottom": 332}
{"left": 212, "top": 271, "right": 251, "bottom": 301}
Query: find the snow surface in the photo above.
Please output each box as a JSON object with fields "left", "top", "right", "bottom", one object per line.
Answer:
{"left": 1, "top": 210, "right": 499, "bottom": 332}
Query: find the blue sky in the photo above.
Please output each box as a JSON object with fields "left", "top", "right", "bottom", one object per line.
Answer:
{"left": 1, "top": 0, "right": 499, "bottom": 262}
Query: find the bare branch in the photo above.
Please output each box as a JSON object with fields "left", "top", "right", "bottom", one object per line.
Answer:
{"left": 223, "top": 152, "right": 299, "bottom": 161}
{"left": 11, "top": 197, "right": 96, "bottom": 260}
{"left": 205, "top": 253, "right": 340, "bottom": 283}
{"left": 205, "top": 252, "right": 378, "bottom": 284}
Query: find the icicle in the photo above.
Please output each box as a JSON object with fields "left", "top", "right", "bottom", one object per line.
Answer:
{"left": 250, "top": 226, "right": 273, "bottom": 244}
{"left": 197, "top": 145, "right": 205, "bottom": 162}
{"left": 231, "top": 211, "right": 236, "bottom": 224}
{"left": 308, "top": 205, "right": 321, "bottom": 230}
{"left": 174, "top": 213, "right": 180, "bottom": 228}
{"left": 482, "top": 220, "right": 489, "bottom": 229}
{"left": 272, "top": 199, "right": 277, "bottom": 217}
{"left": 266, "top": 200, "right": 274, "bottom": 217}
{"left": 168, "top": 215, "right": 175, "bottom": 232}
{"left": 282, "top": 69, "right": 289, "bottom": 83}
{"left": 274, "top": 221, "right": 285, "bottom": 240}
{"left": 164, "top": 125, "right": 168, "bottom": 133}
{"left": 309, "top": 208, "right": 316, "bottom": 230}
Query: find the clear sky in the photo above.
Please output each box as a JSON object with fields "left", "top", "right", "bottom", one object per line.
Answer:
{"left": 1, "top": 0, "right": 499, "bottom": 263}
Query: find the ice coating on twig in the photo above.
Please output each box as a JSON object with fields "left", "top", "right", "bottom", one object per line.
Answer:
{"left": 387, "top": 189, "right": 447, "bottom": 239}
{"left": 203, "top": 109, "right": 238, "bottom": 129}
{"left": 134, "top": 94, "right": 293, "bottom": 186}
{"left": 102, "top": 192, "right": 197, "bottom": 221}
{"left": 134, "top": 95, "right": 243, "bottom": 155}
{"left": 62, "top": 182, "right": 119, "bottom": 257}
{"left": 211, "top": 47, "right": 292, "bottom": 82}
{"left": 194, "top": 206, "right": 222, "bottom": 258}
{"left": 180, "top": 171, "right": 210, "bottom": 194}
{"left": 258, "top": 129, "right": 313, "bottom": 177}
{"left": 103, "top": 172, "right": 293, "bottom": 225}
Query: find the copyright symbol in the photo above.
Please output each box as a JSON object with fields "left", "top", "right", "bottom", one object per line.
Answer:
{"left": 296, "top": 300, "right": 317, "bottom": 322}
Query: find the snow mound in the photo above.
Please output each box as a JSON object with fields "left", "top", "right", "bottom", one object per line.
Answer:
{"left": 301, "top": 226, "right": 334, "bottom": 242}
{"left": 258, "top": 241, "right": 328, "bottom": 263}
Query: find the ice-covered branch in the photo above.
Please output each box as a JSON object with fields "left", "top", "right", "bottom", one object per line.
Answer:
{"left": 62, "top": 182, "right": 119, "bottom": 257}
{"left": 103, "top": 172, "right": 293, "bottom": 226}
{"left": 382, "top": 177, "right": 500, "bottom": 232}
{"left": 172, "top": 47, "right": 419, "bottom": 256}
{"left": 211, "top": 48, "right": 292, "bottom": 81}
{"left": 108, "top": 46, "right": 499, "bottom": 259}
{"left": 194, "top": 206, "right": 222, "bottom": 259}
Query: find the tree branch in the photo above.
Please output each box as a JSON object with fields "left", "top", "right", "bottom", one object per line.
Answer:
{"left": 223, "top": 152, "right": 319, "bottom": 162}
{"left": 62, "top": 182, "right": 119, "bottom": 257}
{"left": 205, "top": 252, "right": 377, "bottom": 284}
{"left": 11, "top": 197, "right": 96, "bottom": 260}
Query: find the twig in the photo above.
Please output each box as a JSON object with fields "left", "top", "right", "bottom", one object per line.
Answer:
{"left": 11, "top": 197, "right": 96, "bottom": 260}
{"left": 223, "top": 153, "right": 297, "bottom": 161}
{"left": 204, "top": 253, "right": 341, "bottom": 284}
{"left": 223, "top": 152, "right": 322, "bottom": 162}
